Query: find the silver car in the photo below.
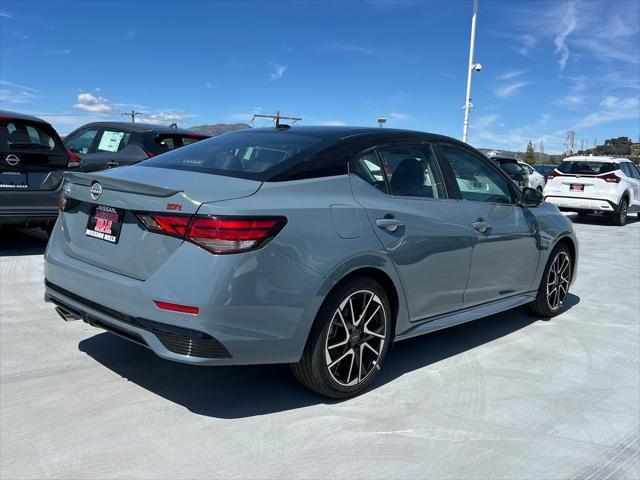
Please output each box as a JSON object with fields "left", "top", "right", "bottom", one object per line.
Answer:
{"left": 45, "top": 127, "right": 578, "bottom": 398}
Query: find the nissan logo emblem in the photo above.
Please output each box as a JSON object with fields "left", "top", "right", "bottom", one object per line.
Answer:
{"left": 5, "top": 154, "right": 20, "bottom": 166}
{"left": 90, "top": 182, "right": 103, "bottom": 200}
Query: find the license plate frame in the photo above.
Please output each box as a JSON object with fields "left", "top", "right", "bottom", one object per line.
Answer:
{"left": 0, "top": 171, "right": 28, "bottom": 189}
{"left": 570, "top": 184, "right": 584, "bottom": 192}
{"left": 85, "top": 204, "right": 124, "bottom": 244}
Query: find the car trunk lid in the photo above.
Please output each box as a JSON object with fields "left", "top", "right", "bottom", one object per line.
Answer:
{"left": 60, "top": 166, "right": 262, "bottom": 280}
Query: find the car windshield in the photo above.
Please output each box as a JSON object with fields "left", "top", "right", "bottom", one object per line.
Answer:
{"left": 140, "top": 130, "right": 325, "bottom": 180}
{"left": 558, "top": 161, "right": 618, "bottom": 175}
{"left": 535, "top": 164, "right": 556, "bottom": 175}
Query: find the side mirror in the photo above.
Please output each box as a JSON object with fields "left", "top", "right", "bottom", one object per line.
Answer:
{"left": 521, "top": 187, "right": 543, "bottom": 207}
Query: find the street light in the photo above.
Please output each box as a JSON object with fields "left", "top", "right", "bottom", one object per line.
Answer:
{"left": 377, "top": 117, "right": 387, "bottom": 128}
{"left": 462, "top": 0, "right": 481, "bottom": 144}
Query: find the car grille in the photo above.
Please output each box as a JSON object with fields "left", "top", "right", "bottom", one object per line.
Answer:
{"left": 45, "top": 280, "right": 232, "bottom": 359}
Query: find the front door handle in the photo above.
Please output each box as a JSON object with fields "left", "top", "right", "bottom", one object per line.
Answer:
{"left": 106, "top": 161, "right": 119, "bottom": 168}
{"left": 472, "top": 220, "right": 492, "bottom": 234}
{"left": 376, "top": 218, "right": 404, "bottom": 232}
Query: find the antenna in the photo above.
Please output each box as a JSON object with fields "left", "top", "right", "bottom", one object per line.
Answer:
{"left": 252, "top": 110, "right": 302, "bottom": 129}
{"left": 121, "top": 109, "right": 143, "bottom": 123}
{"left": 377, "top": 117, "right": 387, "bottom": 128}
{"left": 565, "top": 130, "right": 575, "bottom": 155}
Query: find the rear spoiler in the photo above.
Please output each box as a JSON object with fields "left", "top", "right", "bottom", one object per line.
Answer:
{"left": 64, "top": 172, "right": 182, "bottom": 198}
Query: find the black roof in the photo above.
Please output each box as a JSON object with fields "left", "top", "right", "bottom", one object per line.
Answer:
{"left": 0, "top": 109, "right": 52, "bottom": 125}
{"left": 68, "top": 121, "right": 205, "bottom": 136}
{"left": 238, "top": 125, "right": 466, "bottom": 146}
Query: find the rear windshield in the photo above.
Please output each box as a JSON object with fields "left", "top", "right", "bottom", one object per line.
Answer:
{"left": 141, "top": 130, "right": 325, "bottom": 180}
{"left": 499, "top": 162, "right": 526, "bottom": 174}
{"left": 558, "top": 161, "right": 618, "bottom": 175}
{"left": 0, "top": 120, "right": 64, "bottom": 153}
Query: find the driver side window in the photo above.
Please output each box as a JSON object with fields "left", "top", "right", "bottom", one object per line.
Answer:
{"left": 441, "top": 146, "right": 513, "bottom": 204}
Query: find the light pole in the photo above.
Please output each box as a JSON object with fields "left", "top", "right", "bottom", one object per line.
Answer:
{"left": 462, "top": 0, "right": 482, "bottom": 144}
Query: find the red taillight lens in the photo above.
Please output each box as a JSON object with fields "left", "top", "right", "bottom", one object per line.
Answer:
{"left": 136, "top": 214, "right": 191, "bottom": 237}
{"left": 154, "top": 300, "right": 199, "bottom": 315}
{"left": 135, "top": 213, "right": 287, "bottom": 254}
{"left": 546, "top": 169, "right": 559, "bottom": 180}
{"left": 600, "top": 172, "right": 621, "bottom": 183}
{"left": 187, "top": 216, "right": 286, "bottom": 254}
{"left": 66, "top": 148, "right": 82, "bottom": 168}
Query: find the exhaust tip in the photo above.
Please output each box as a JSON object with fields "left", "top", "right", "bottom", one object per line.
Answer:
{"left": 55, "top": 306, "right": 80, "bottom": 322}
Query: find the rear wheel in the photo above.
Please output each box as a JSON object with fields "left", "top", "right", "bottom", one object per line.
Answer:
{"left": 291, "top": 277, "right": 392, "bottom": 398}
{"left": 527, "top": 245, "right": 572, "bottom": 317}
{"left": 610, "top": 197, "right": 628, "bottom": 226}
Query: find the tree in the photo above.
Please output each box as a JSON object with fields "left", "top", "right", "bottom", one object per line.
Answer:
{"left": 524, "top": 141, "right": 535, "bottom": 163}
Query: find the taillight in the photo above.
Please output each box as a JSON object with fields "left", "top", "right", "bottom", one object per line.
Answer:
{"left": 187, "top": 216, "right": 286, "bottom": 254}
{"left": 600, "top": 172, "right": 621, "bottom": 183}
{"left": 135, "top": 213, "right": 287, "bottom": 254}
{"left": 136, "top": 213, "right": 191, "bottom": 238}
{"left": 546, "top": 169, "right": 560, "bottom": 181}
{"left": 66, "top": 148, "right": 82, "bottom": 168}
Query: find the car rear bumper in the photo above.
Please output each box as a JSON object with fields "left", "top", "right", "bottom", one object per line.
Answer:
{"left": 544, "top": 195, "right": 617, "bottom": 212}
{"left": 0, "top": 187, "right": 61, "bottom": 227}
{"left": 43, "top": 226, "right": 325, "bottom": 366}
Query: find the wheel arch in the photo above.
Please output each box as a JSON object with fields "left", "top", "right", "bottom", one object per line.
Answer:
{"left": 554, "top": 235, "right": 577, "bottom": 282}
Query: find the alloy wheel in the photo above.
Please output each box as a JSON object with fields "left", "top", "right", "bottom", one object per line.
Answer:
{"left": 324, "top": 290, "right": 387, "bottom": 387}
{"left": 620, "top": 200, "right": 628, "bottom": 224}
{"left": 546, "top": 251, "right": 570, "bottom": 311}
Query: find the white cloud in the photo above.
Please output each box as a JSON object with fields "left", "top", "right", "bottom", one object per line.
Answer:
{"left": 389, "top": 112, "right": 409, "bottom": 120}
{"left": 497, "top": 69, "right": 527, "bottom": 81}
{"left": 0, "top": 10, "right": 13, "bottom": 18}
{"left": 554, "top": 1, "right": 577, "bottom": 70}
{"left": 138, "top": 112, "right": 190, "bottom": 125}
{"left": 574, "top": 95, "right": 639, "bottom": 128}
{"left": 47, "top": 49, "right": 72, "bottom": 55}
{"left": 126, "top": 29, "right": 137, "bottom": 39}
{"left": 73, "top": 92, "right": 113, "bottom": 113}
{"left": 538, "top": 113, "right": 552, "bottom": 125}
{"left": 205, "top": 82, "right": 213, "bottom": 89}
{"left": 269, "top": 64, "right": 286, "bottom": 81}
{"left": 228, "top": 107, "right": 263, "bottom": 122}
{"left": 554, "top": 94, "right": 585, "bottom": 106}
{"left": 0, "top": 81, "right": 42, "bottom": 104}
{"left": 494, "top": 81, "right": 530, "bottom": 98}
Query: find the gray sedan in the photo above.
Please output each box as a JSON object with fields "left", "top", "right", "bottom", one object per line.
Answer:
{"left": 44, "top": 126, "right": 578, "bottom": 398}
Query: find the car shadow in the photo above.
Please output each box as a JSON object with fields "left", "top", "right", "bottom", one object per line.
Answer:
{"left": 79, "top": 294, "right": 580, "bottom": 419}
{"left": 566, "top": 212, "right": 639, "bottom": 226}
{"left": 0, "top": 228, "right": 49, "bottom": 256}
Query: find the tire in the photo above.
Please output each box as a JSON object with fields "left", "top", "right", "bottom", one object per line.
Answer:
{"left": 537, "top": 186, "right": 543, "bottom": 192}
{"left": 291, "top": 276, "right": 392, "bottom": 398}
{"left": 527, "top": 245, "right": 572, "bottom": 317}
{"left": 610, "top": 197, "right": 629, "bottom": 226}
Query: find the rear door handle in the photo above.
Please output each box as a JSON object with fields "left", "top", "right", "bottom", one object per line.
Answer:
{"left": 106, "top": 161, "right": 119, "bottom": 168}
{"left": 376, "top": 218, "right": 404, "bottom": 232}
{"left": 472, "top": 220, "right": 492, "bottom": 234}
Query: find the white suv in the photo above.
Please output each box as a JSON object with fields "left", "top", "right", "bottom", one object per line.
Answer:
{"left": 543, "top": 156, "right": 640, "bottom": 226}
{"left": 518, "top": 162, "right": 546, "bottom": 191}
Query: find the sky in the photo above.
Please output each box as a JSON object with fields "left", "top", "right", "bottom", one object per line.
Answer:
{"left": 1, "top": 0, "right": 639, "bottom": 153}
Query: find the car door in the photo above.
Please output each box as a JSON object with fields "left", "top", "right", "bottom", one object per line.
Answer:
{"left": 438, "top": 144, "right": 540, "bottom": 307}
{"left": 350, "top": 143, "right": 474, "bottom": 321}
{"left": 621, "top": 162, "right": 640, "bottom": 209}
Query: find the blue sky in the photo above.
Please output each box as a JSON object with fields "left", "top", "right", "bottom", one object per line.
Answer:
{"left": 1, "top": 0, "right": 638, "bottom": 153}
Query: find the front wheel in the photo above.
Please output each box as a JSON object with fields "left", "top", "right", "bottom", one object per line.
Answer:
{"left": 291, "top": 277, "right": 392, "bottom": 398}
{"left": 527, "top": 245, "right": 572, "bottom": 317}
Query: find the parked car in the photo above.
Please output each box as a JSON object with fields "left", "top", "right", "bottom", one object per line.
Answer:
{"left": 534, "top": 163, "right": 558, "bottom": 178}
{"left": 0, "top": 110, "right": 80, "bottom": 233}
{"left": 64, "top": 122, "right": 209, "bottom": 172}
{"left": 518, "top": 162, "right": 546, "bottom": 191}
{"left": 490, "top": 156, "right": 528, "bottom": 188}
{"left": 45, "top": 127, "right": 578, "bottom": 398}
{"left": 544, "top": 155, "right": 640, "bottom": 226}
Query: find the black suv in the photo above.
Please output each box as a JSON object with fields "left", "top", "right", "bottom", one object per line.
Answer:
{"left": 63, "top": 122, "right": 209, "bottom": 172}
{"left": 490, "top": 156, "right": 528, "bottom": 188}
{"left": 0, "top": 110, "right": 79, "bottom": 232}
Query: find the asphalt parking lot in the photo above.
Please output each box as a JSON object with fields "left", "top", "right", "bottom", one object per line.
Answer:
{"left": 1, "top": 214, "right": 639, "bottom": 480}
